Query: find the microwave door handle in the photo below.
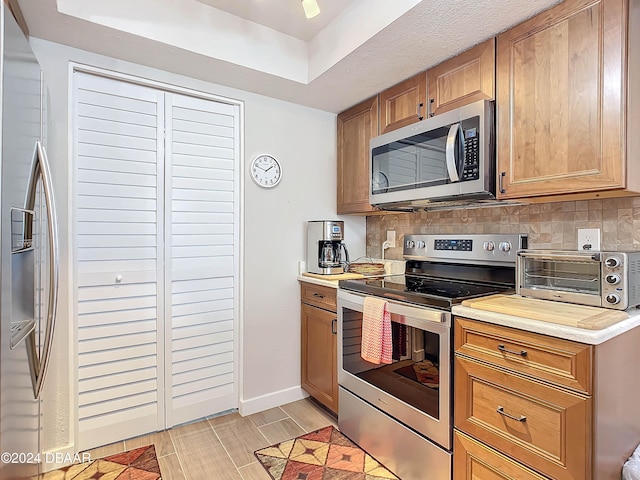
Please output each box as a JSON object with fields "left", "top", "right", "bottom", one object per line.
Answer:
{"left": 445, "top": 123, "right": 463, "bottom": 182}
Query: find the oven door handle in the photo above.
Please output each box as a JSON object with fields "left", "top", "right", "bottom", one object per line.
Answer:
{"left": 337, "top": 290, "right": 448, "bottom": 328}
{"left": 385, "top": 300, "right": 446, "bottom": 324}
{"left": 517, "top": 251, "right": 600, "bottom": 262}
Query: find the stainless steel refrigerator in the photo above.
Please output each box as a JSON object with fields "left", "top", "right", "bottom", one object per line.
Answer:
{"left": 0, "top": 4, "right": 59, "bottom": 479}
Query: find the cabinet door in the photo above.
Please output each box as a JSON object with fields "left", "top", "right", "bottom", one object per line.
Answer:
{"left": 301, "top": 303, "right": 338, "bottom": 413}
{"left": 165, "top": 93, "right": 239, "bottom": 428}
{"left": 496, "top": 0, "right": 626, "bottom": 199}
{"left": 427, "top": 39, "right": 495, "bottom": 116}
{"left": 74, "top": 72, "right": 163, "bottom": 450}
{"left": 379, "top": 72, "right": 427, "bottom": 133}
{"left": 454, "top": 431, "right": 548, "bottom": 480}
{"left": 337, "top": 96, "right": 378, "bottom": 214}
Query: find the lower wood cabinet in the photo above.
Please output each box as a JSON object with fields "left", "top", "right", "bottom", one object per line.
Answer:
{"left": 454, "top": 430, "right": 548, "bottom": 480}
{"left": 300, "top": 282, "right": 338, "bottom": 413}
{"left": 454, "top": 316, "right": 640, "bottom": 480}
{"left": 455, "top": 355, "right": 591, "bottom": 480}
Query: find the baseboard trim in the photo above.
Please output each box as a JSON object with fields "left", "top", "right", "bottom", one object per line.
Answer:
{"left": 239, "top": 386, "right": 308, "bottom": 416}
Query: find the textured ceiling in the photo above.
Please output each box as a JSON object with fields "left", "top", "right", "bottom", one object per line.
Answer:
{"left": 17, "top": 0, "right": 563, "bottom": 113}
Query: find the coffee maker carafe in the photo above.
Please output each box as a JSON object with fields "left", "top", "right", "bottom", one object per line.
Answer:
{"left": 307, "top": 221, "right": 349, "bottom": 275}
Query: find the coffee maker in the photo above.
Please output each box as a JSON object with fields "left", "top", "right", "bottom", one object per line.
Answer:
{"left": 307, "top": 221, "right": 350, "bottom": 275}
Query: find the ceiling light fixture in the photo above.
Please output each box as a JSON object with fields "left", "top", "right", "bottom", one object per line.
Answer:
{"left": 301, "top": 0, "right": 320, "bottom": 19}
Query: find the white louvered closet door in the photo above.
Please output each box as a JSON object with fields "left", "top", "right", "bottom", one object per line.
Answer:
{"left": 165, "top": 93, "right": 239, "bottom": 427}
{"left": 74, "top": 71, "right": 239, "bottom": 449}
{"left": 74, "top": 73, "right": 165, "bottom": 449}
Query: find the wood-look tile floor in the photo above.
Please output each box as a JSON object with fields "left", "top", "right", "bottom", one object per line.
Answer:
{"left": 82, "top": 398, "right": 338, "bottom": 480}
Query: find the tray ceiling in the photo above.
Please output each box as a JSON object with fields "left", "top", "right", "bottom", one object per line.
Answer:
{"left": 17, "top": 0, "right": 562, "bottom": 113}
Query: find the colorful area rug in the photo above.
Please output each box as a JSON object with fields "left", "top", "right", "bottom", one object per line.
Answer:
{"left": 41, "top": 445, "right": 161, "bottom": 480}
{"left": 255, "top": 425, "right": 398, "bottom": 480}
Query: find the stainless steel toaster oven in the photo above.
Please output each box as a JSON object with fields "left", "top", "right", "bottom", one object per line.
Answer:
{"left": 517, "top": 250, "right": 640, "bottom": 310}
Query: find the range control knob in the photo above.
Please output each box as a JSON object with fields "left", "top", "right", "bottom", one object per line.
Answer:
{"left": 605, "top": 274, "right": 621, "bottom": 285}
{"left": 483, "top": 241, "right": 495, "bottom": 252}
{"left": 605, "top": 257, "right": 621, "bottom": 268}
{"left": 498, "top": 241, "right": 512, "bottom": 252}
{"left": 606, "top": 293, "right": 621, "bottom": 305}
{"left": 416, "top": 240, "right": 426, "bottom": 249}
{"left": 406, "top": 240, "right": 415, "bottom": 249}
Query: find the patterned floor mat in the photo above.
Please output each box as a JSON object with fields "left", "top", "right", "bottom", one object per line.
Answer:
{"left": 255, "top": 425, "right": 398, "bottom": 480}
{"left": 41, "top": 444, "right": 161, "bottom": 480}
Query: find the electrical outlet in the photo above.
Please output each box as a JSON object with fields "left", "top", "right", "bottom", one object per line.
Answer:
{"left": 386, "top": 230, "right": 396, "bottom": 248}
{"left": 577, "top": 228, "right": 601, "bottom": 251}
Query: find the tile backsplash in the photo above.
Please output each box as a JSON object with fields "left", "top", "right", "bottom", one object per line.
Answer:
{"left": 366, "top": 197, "right": 640, "bottom": 260}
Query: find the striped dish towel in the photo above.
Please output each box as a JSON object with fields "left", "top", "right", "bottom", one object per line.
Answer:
{"left": 361, "top": 297, "right": 392, "bottom": 365}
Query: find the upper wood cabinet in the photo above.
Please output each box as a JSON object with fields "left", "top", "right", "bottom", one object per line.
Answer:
{"left": 337, "top": 96, "right": 379, "bottom": 215}
{"left": 427, "top": 38, "right": 495, "bottom": 116}
{"left": 379, "top": 72, "right": 427, "bottom": 134}
{"left": 496, "top": 0, "right": 640, "bottom": 200}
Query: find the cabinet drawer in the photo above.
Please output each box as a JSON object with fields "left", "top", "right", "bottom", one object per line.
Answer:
{"left": 455, "top": 356, "right": 591, "bottom": 480}
{"left": 300, "top": 283, "right": 337, "bottom": 311}
{"left": 455, "top": 317, "right": 592, "bottom": 394}
{"left": 454, "top": 430, "right": 547, "bottom": 480}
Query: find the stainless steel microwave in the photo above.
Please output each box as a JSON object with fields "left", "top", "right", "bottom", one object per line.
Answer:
{"left": 369, "top": 100, "right": 495, "bottom": 209}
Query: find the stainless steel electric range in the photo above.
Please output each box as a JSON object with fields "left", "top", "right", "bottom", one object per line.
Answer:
{"left": 337, "top": 233, "right": 527, "bottom": 480}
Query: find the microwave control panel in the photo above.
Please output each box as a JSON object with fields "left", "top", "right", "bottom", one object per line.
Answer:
{"left": 462, "top": 128, "right": 480, "bottom": 181}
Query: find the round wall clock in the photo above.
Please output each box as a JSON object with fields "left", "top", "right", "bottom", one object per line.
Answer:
{"left": 372, "top": 171, "right": 389, "bottom": 193}
{"left": 250, "top": 154, "right": 282, "bottom": 188}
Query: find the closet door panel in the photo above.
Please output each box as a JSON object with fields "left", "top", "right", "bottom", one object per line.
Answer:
{"left": 165, "top": 93, "right": 238, "bottom": 427}
{"left": 74, "top": 72, "right": 163, "bottom": 450}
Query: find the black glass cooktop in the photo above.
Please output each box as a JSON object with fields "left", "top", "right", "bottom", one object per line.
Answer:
{"left": 339, "top": 274, "right": 512, "bottom": 310}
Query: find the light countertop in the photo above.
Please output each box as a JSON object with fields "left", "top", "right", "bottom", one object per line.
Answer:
{"left": 297, "top": 274, "right": 340, "bottom": 288}
{"left": 298, "top": 264, "right": 640, "bottom": 345}
{"left": 298, "top": 259, "right": 405, "bottom": 289}
{"left": 452, "top": 303, "right": 640, "bottom": 345}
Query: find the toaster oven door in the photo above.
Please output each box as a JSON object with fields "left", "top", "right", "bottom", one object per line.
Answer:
{"left": 517, "top": 251, "right": 602, "bottom": 307}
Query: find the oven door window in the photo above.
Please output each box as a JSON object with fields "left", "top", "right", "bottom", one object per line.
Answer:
{"left": 522, "top": 258, "right": 601, "bottom": 295}
{"left": 342, "top": 307, "right": 441, "bottom": 420}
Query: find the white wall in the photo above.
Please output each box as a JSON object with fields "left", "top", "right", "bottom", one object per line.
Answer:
{"left": 30, "top": 38, "right": 366, "bottom": 454}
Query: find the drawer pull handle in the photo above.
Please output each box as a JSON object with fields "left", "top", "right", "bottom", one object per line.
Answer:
{"left": 497, "top": 344, "right": 527, "bottom": 357}
{"left": 497, "top": 406, "right": 527, "bottom": 423}
{"left": 312, "top": 293, "right": 325, "bottom": 299}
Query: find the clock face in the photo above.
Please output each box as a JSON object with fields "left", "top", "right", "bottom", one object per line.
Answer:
{"left": 372, "top": 171, "right": 389, "bottom": 193}
{"left": 250, "top": 154, "right": 282, "bottom": 188}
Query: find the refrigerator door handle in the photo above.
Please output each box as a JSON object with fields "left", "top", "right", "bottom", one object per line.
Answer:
{"left": 24, "top": 141, "right": 59, "bottom": 399}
